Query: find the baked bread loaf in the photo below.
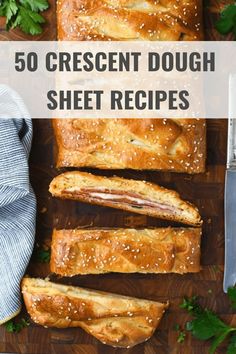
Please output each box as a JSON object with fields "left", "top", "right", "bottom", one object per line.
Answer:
{"left": 56, "top": 1, "right": 205, "bottom": 171}
{"left": 22, "top": 277, "right": 168, "bottom": 348}
{"left": 57, "top": 0, "right": 203, "bottom": 41}
{"left": 53, "top": 119, "right": 206, "bottom": 173}
{"left": 49, "top": 171, "right": 202, "bottom": 226}
{"left": 51, "top": 227, "right": 202, "bottom": 276}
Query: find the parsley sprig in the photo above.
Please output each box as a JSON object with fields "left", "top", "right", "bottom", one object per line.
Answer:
{"left": 173, "top": 324, "right": 186, "bottom": 343}
{"left": 228, "top": 287, "right": 236, "bottom": 310}
{"left": 228, "top": 333, "right": 236, "bottom": 353}
{"left": 34, "top": 246, "right": 51, "bottom": 263}
{"left": 4, "top": 317, "right": 30, "bottom": 333}
{"left": 0, "top": 0, "right": 49, "bottom": 35}
{"left": 180, "top": 292, "right": 236, "bottom": 354}
{"left": 215, "top": 3, "right": 236, "bottom": 39}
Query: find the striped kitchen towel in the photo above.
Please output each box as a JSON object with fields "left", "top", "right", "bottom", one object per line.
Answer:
{"left": 0, "top": 85, "right": 36, "bottom": 324}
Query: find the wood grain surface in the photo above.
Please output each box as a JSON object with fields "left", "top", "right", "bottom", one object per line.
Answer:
{"left": 0, "top": 1, "right": 234, "bottom": 353}
{"left": 0, "top": 119, "right": 229, "bottom": 354}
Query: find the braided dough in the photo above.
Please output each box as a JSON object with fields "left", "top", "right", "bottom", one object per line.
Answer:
{"left": 49, "top": 171, "right": 202, "bottom": 226}
{"left": 57, "top": 0, "right": 204, "bottom": 41}
{"left": 53, "top": 119, "right": 206, "bottom": 173}
{"left": 22, "top": 278, "right": 168, "bottom": 348}
{"left": 51, "top": 227, "right": 202, "bottom": 276}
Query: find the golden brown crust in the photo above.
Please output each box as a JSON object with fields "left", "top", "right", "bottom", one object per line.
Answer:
{"left": 57, "top": 0, "right": 204, "bottom": 41}
{"left": 22, "top": 278, "right": 168, "bottom": 348}
{"left": 51, "top": 227, "right": 202, "bottom": 276}
{"left": 53, "top": 119, "right": 206, "bottom": 174}
{"left": 49, "top": 171, "right": 202, "bottom": 226}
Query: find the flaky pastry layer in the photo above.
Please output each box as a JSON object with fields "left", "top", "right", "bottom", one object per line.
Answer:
{"left": 22, "top": 278, "right": 168, "bottom": 348}
{"left": 57, "top": 0, "right": 204, "bottom": 41}
{"left": 51, "top": 227, "right": 202, "bottom": 276}
{"left": 49, "top": 171, "right": 202, "bottom": 226}
{"left": 53, "top": 119, "right": 206, "bottom": 173}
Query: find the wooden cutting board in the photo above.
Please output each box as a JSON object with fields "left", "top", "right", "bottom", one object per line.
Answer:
{"left": 0, "top": 2, "right": 234, "bottom": 354}
{"left": 0, "top": 119, "right": 229, "bottom": 354}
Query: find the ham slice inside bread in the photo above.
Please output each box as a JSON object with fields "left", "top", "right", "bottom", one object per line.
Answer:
{"left": 49, "top": 171, "right": 202, "bottom": 226}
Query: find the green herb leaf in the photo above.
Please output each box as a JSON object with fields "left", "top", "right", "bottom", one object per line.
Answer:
{"left": 177, "top": 331, "right": 186, "bottom": 343}
{"left": 228, "top": 287, "right": 236, "bottom": 310}
{"left": 180, "top": 296, "right": 201, "bottom": 315}
{"left": 0, "top": 0, "right": 49, "bottom": 35}
{"left": 34, "top": 247, "right": 51, "bottom": 263}
{"left": 227, "top": 333, "right": 236, "bottom": 354}
{"left": 234, "top": 23, "right": 236, "bottom": 36}
{"left": 15, "top": 5, "right": 45, "bottom": 35}
{"left": 181, "top": 296, "right": 236, "bottom": 353}
{"left": 0, "top": 0, "right": 18, "bottom": 22}
{"left": 215, "top": 4, "right": 236, "bottom": 37}
{"left": 173, "top": 323, "right": 180, "bottom": 331}
{"left": 186, "top": 310, "right": 229, "bottom": 340}
{"left": 4, "top": 318, "right": 30, "bottom": 333}
{"left": 4, "top": 320, "right": 15, "bottom": 333}
{"left": 19, "top": 0, "right": 48, "bottom": 12}
{"left": 210, "top": 329, "right": 234, "bottom": 354}
{"left": 21, "top": 318, "right": 30, "bottom": 327}
{"left": 173, "top": 323, "right": 186, "bottom": 344}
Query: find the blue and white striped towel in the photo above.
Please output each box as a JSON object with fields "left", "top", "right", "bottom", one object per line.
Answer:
{"left": 0, "top": 85, "right": 36, "bottom": 324}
